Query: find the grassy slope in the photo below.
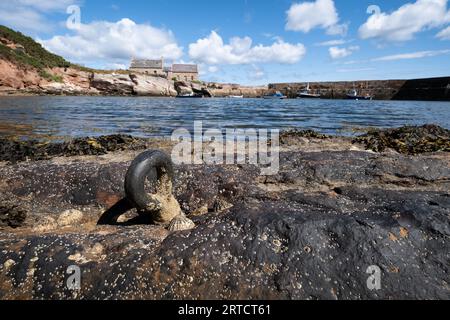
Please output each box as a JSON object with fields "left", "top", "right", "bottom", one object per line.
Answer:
{"left": 0, "top": 25, "right": 110, "bottom": 81}
{"left": 0, "top": 25, "right": 72, "bottom": 81}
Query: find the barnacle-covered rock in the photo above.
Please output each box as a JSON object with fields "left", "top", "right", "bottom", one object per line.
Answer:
{"left": 0, "top": 126, "right": 448, "bottom": 300}
{"left": 212, "top": 198, "right": 233, "bottom": 213}
{"left": 167, "top": 214, "right": 195, "bottom": 232}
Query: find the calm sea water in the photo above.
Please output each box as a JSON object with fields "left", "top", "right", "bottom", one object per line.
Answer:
{"left": 0, "top": 96, "right": 449, "bottom": 140}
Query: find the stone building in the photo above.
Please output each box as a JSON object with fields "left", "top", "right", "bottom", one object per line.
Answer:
{"left": 129, "top": 58, "right": 165, "bottom": 76}
{"left": 129, "top": 58, "right": 199, "bottom": 81}
{"left": 167, "top": 64, "right": 199, "bottom": 82}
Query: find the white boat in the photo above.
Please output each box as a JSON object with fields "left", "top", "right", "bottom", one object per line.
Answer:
{"left": 298, "top": 83, "right": 321, "bottom": 99}
{"left": 263, "top": 91, "right": 287, "bottom": 99}
{"left": 176, "top": 93, "right": 203, "bottom": 98}
{"left": 347, "top": 89, "right": 372, "bottom": 100}
{"left": 347, "top": 83, "right": 373, "bottom": 100}
{"left": 228, "top": 95, "right": 244, "bottom": 98}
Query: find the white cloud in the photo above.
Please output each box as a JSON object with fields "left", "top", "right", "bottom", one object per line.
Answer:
{"left": 15, "top": 0, "right": 76, "bottom": 11}
{"left": 337, "top": 67, "right": 375, "bottom": 73}
{"left": 286, "top": 0, "right": 347, "bottom": 36}
{"left": 329, "top": 46, "right": 359, "bottom": 59}
{"left": 39, "top": 18, "right": 183, "bottom": 68}
{"left": 359, "top": 0, "right": 450, "bottom": 42}
{"left": 436, "top": 26, "right": 450, "bottom": 39}
{"left": 0, "top": 0, "right": 77, "bottom": 32}
{"left": 106, "top": 63, "right": 127, "bottom": 70}
{"left": 248, "top": 64, "right": 265, "bottom": 80}
{"left": 342, "top": 60, "right": 365, "bottom": 65}
{"left": 188, "top": 31, "right": 306, "bottom": 65}
{"left": 208, "top": 66, "right": 219, "bottom": 73}
{"left": 326, "top": 22, "right": 349, "bottom": 36}
{"left": 372, "top": 49, "right": 450, "bottom": 61}
{"left": 315, "top": 39, "right": 349, "bottom": 46}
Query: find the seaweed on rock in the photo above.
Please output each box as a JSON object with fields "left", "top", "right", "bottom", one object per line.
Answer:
{"left": 354, "top": 124, "right": 450, "bottom": 155}
{"left": 0, "top": 135, "right": 148, "bottom": 163}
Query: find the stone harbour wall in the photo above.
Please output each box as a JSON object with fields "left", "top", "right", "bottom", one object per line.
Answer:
{"left": 269, "top": 77, "right": 450, "bottom": 101}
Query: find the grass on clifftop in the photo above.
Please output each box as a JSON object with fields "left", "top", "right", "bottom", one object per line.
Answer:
{"left": 0, "top": 25, "right": 111, "bottom": 80}
{"left": 0, "top": 25, "right": 70, "bottom": 70}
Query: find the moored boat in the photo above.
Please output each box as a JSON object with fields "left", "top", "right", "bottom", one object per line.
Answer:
{"left": 346, "top": 89, "right": 372, "bottom": 100}
{"left": 298, "top": 83, "right": 321, "bottom": 99}
{"left": 263, "top": 91, "right": 287, "bottom": 99}
{"left": 176, "top": 93, "right": 203, "bottom": 98}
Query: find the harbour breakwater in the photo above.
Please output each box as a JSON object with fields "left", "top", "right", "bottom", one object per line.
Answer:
{"left": 269, "top": 76, "right": 450, "bottom": 101}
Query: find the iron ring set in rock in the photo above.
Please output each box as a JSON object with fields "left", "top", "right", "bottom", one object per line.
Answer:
{"left": 123, "top": 150, "right": 195, "bottom": 232}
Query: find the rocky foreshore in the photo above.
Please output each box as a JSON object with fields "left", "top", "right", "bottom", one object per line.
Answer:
{"left": 0, "top": 64, "right": 267, "bottom": 98}
{"left": 0, "top": 125, "right": 449, "bottom": 300}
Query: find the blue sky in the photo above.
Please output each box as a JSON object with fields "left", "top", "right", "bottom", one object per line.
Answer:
{"left": 1, "top": 0, "right": 450, "bottom": 85}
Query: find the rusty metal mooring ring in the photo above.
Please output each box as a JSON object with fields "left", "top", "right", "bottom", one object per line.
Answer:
{"left": 123, "top": 150, "right": 195, "bottom": 231}
{"left": 124, "top": 150, "right": 174, "bottom": 212}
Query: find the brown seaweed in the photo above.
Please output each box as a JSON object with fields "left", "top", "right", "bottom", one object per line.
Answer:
{"left": 354, "top": 124, "right": 450, "bottom": 155}
{"left": 0, "top": 135, "right": 148, "bottom": 163}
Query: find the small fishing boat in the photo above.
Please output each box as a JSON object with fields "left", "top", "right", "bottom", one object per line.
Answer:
{"left": 298, "top": 83, "right": 321, "bottom": 99}
{"left": 346, "top": 89, "right": 372, "bottom": 100}
{"left": 228, "top": 95, "right": 244, "bottom": 98}
{"left": 263, "top": 91, "right": 287, "bottom": 99}
{"left": 176, "top": 93, "right": 203, "bottom": 98}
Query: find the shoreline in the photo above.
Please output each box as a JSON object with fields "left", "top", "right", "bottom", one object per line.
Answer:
{"left": 1, "top": 125, "right": 449, "bottom": 163}
{"left": 1, "top": 75, "right": 450, "bottom": 101}
{"left": 2, "top": 92, "right": 450, "bottom": 102}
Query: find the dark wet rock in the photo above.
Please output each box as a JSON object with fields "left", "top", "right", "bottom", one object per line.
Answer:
{"left": 0, "top": 130, "right": 448, "bottom": 299}
{"left": 354, "top": 124, "right": 450, "bottom": 155}
{"left": 0, "top": 202, "right": 26, "bottom": 228}
{"left": 174, "top": 165, "right": 260, "bottom": 216}
{"left": 212, "top": 198, "right": 234, "bottom": 213}
{"left": 0, "top": 159, "right": 259, "bottom": 220}
{"left": 0, "top": 192, "right": 448, "bottom": 299}
{"left": 259, "top": 150, "right": 450, "bottom": 192}
{"left": 0, "top": 135, "right": 148, "bottom": 163}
